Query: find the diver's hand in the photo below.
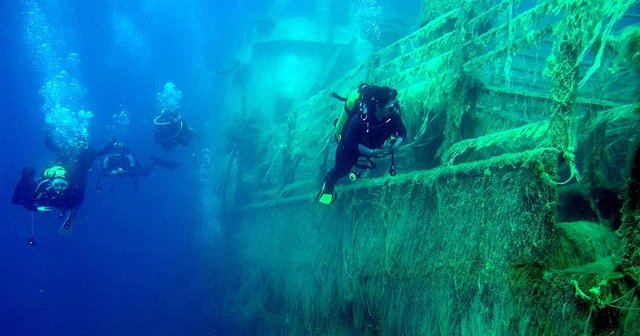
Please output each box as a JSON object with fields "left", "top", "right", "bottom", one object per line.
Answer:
{"left": 104, "top": 137, "right": 116, "bottom": 151}
{"left": 37, "top": 206, "right": 52, "bottom": 212}
{"left": 383, "top": 136, "right": 403, "bottom": 150}
{"left": 392, "top": 136, "right": 403, "bottom": 149}
{"left": 110, "top": 168, "right": 126, "bottom": 176}
{"left": 360, "top": 144, "right": 389, "bottom": 158}
{"left": 382, "top": 139, "right": 393, "bottom": 150}
{"left": 370, "top": 148, "right": 390, "bottom": 158}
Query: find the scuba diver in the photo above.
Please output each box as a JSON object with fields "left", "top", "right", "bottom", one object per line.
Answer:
{"left": 32, "top": 165, "right": 76, "bottom": 212}
{"left": 153, "top": 108, "right": 198, "bottom": 152}
{"left": 100, "top": 141, "right": 168, "bottom": 178}
{"left": 11, "top": 128, "right": 113, "bottom": 240}
{"left": 99, "top": 140, "right": 179, "bottom": 192}
{"left": 12, "top": 164, "right": 84, "bottom": 239}
{"left": 12, "top": 165, "right": 71, "bottom": 212}
{"left": 317, "top": 84, "right": 407, "bottom": 204}
{"left": 101, "top": 141, "right": 136, "bottom": 177}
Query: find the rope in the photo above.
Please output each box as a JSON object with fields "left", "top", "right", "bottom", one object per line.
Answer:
{"left": 30, "top": 212, "right": 35, "bottom": 238}
{"left": 28, "top": 212, "right": 37, "bottom": 246}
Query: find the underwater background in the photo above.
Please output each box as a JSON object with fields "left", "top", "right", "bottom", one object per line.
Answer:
{"left": 1, "top": 0, "right": 640, "bottom": 335}
{"left": 0, "top": 0, "right": 242, "bottom": 335}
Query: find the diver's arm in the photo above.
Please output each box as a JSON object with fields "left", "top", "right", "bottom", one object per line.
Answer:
{"left": 358, "top": 144, "right": 375, "bottom": 157}
{"left": 344, "top": 117, "right": 383, "bottom": 157}
{"left": 360, "top": 144, "right": 388, "bottom": 158}
{"left": 94, "top": 139, "right": 115, "bottom": 156}
{"left": 126, "top": 155, "right": 135, "bottom": 168}
{"left": 44, "top": 130, "right": 62, "bottom": 155}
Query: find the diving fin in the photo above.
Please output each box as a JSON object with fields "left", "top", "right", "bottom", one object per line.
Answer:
{"left": 58, "top": 209, "right": 76, "bottom": 236}
{"left": 317, "top": 183, "right": 337, "bottom": 205}
{"left": 318, "top": 193, "right": 336, "bottom": 204}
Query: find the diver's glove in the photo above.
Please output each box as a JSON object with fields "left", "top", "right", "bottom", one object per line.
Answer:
{"left": 37, "top": 206, "right": 52, "bottom": 212}
{"left": 392, "top": 136, "right": 403, "bottom": 149}
{"left": 111, "top": 168, "right": 126, "bottom": 176}
{"left": 383, "top": 136, "right": 404, "bottom": 150}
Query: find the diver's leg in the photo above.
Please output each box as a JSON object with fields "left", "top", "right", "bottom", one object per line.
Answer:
{"left": 321, "top": 144, "right": 359, "bottom": 195}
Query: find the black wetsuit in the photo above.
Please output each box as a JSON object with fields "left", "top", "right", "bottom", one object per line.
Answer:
{"left": 44, "top": 134, "right": 113, "bottom": 209}
{"left": 324, "top": 100, "right": 407, "bottom": 191}
{"left": 155, "top": 113, "right": 193, "bottom": 150}
{"left": 11, "top": 158, "right": 97, "bottom": 212}
{"left": 102, "top": 152, "right": 154, "bottom": 177}
{"left": 32, "top": 178, "right": 79, "bottom": 210}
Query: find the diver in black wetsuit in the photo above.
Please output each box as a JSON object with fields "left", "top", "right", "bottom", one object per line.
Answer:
{"left": 102, "top": 141, "right": 153, "bottom": 177}
{"left": 14, "top": 131, "right": 116, "bottom": 231}
{"left": 318, "top": 84, "right": 407, "bottom": 204}
{"left": 99, "top": 141, "right": 179, "bottom": 192}
{"left": 46, "top": 130, "right": 113, "bottom": 195}
{"left": 153, "top": 108, "right": 198, "bottom": 151}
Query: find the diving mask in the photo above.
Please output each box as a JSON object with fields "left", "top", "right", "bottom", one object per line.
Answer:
{"left": 51, "top": 177, "right": 69, "bottom": 193}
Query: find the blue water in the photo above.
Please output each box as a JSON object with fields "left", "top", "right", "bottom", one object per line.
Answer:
{"left": 0, "top": 1, "right": 239, "bottom": 335}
